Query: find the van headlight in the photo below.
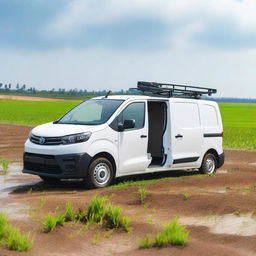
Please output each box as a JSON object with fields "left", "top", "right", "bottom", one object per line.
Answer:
{"left": 61, "top": 132, "right": 91, "bottom": 144}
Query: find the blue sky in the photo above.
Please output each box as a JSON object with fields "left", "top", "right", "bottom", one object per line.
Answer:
{"left": 0, "top": 0, "right": 256, "bottom": 97}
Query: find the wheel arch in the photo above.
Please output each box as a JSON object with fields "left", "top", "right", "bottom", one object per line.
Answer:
{"left": 202, "top": 148, "right": 219, "bottom": 166}
{"left": 91, "top": 152, "right": 117, "bottom": 177}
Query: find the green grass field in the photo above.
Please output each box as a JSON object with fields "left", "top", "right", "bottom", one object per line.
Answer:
{"left": 0, "top": 100, "right": 255, "bottom": 150}
{"left": 0, "top": 100, "right": 80, "bottom": 126}
{"left": 219, "top": 103, "right": 256, "bottom": 150}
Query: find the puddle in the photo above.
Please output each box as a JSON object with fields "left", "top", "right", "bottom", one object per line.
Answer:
{"left": 180, "top": 213, "right": 256, "bottom": 236}
{"left": 208, "top": 188, "right": 227, "bottom": 194}
{"left": 0, "top": 163, "right": 36, "bottom": 219}
{"left": 1, "top": 202, "right": 30, "bottom": 220}
{"left": 218, "top": 169, "right": 228, "bottom": 174}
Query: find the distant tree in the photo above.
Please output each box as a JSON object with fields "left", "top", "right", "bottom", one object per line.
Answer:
{"left": 16, "top": 83, "right": 19, "bottom": 90}
{"left": 0, "top": 83, "right": 2, "bottom": 89}
{"left": 21, "top": 84, "right": 26, "bottom": 91}
{"left": 8, "top": 83, "right": 11, "bottom": 90}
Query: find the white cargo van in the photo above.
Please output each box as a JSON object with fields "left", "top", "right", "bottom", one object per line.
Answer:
{"left": 23, "top": 82, "right": 224, "bottom": 188}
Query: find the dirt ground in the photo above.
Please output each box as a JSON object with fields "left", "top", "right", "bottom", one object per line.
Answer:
{"left": 0, "top": 95, "right": 64, "bottom": 102}
{"left": 0, "top": 123, "right": 256, "bottom": 256}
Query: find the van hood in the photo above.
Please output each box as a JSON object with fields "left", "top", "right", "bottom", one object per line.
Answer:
{"left": 31, "top": 122, "right": 105, "bottom": 137}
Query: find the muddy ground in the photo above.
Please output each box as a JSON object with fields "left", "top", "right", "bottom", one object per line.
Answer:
{"left": 0, "top": 123, "right": 256, "bottom": 256}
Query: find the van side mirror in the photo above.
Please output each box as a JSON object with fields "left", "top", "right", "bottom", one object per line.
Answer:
{"left": 118, "top": 119, "right": 135, "bottom": 131}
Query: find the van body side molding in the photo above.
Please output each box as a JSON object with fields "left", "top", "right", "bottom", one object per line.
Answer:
{"left": 203, "top": 133, "right": 223, "bottom": 138}
{"left": 173, "top": 157, "right": 199, "bottom": 164}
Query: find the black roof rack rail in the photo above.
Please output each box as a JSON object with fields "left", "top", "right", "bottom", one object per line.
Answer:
{"left": 131, "top": 81, "right": 217, "bottom": 99}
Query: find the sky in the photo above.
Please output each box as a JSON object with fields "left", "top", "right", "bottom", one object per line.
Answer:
{"left": 0, "top": 0, "right": 256, "bottom": 98}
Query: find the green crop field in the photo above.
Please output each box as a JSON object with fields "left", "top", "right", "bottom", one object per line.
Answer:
{"left": 219, "top": 103, "right": 256, "bottom": 150}
{"left": 0, "top": 100, "right": 80, "bottom": 126}
{"left": 0, "top": 99, "right": 255, "bottom": 150}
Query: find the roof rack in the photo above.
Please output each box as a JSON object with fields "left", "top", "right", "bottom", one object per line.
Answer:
{"left": 131, "top": 81, "right": 217, "bottom": 99}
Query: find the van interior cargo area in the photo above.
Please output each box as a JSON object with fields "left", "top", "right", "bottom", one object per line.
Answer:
{"left": 147, "top": 101, "right": 166, "bottom": 166}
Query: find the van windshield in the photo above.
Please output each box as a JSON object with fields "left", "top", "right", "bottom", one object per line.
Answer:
{"left": 58, "top": 99, "right": 124, "bottom": 125}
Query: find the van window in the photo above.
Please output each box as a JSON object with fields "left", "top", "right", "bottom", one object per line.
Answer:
{"left": 201, "top": 104, "right": 218, "bottom": 127}
{"left": 119, "top": 102, "right": 145, "bottom": 130}
{"left": 58, "top": 99, "right": 123, "bottom": 125}
{"left": 173, "top": 102, "right": 200, "bottom": 128}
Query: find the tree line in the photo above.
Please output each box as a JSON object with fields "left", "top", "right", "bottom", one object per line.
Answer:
{"left": 0, "top": 82, "right": 255, "bottom": 103}
{"left": 0, "top": 82, "right": 130, "bottom": 95}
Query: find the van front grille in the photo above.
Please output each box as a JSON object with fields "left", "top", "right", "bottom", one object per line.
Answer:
{"left": 30, "top": 134, "right": 62, "bottom": 145}
{"left": 24, "top": 162, "right": 62, "bottom": 174}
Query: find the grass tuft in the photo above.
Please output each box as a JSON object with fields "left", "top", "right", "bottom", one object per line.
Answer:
{"left": 92, "top": 230, "right": 101, "bottom": 244}
{"left": 42, "top": 214, "right": 65, "bottom": 233}
{"left": 64, "top": 202, "right": 77, "bottom": 222}
{"left": 4, "top": 227, "right": 32, "bottom": 251}
{"left": 0, "top": 213, "right": 8, "bottom": 239}
{"left": 122, "top": 216, "right": 131, "bottom": 232}
{"left": 0, "top": 158, "right": 10, "bottom": 175}
{"left": 105, "top": 205, "right": 122, "bottom": 229}
{"left": 139, "top": 218, "right": 189, "bottom": 248}
{"left": 0, "top": 213, "right": 32, "bottom": 251}
{"left": 87, "top": 196, "right": 107, "bottom": 224}
{"left": 139, "top": 234, "right": 153, "bottom": 248}
{"left": 42, "top": 215, "right": 57, "bottom": 233}
{"left": 183, "top": 193, "right": 191, "bottom": 200}
{"left": 41, "top": 197, "right": 131, "bottom": 236}
{"left": 138, "top": 186, "right": 148, "bottom": 204}
{"left": 77, "top": 209, "right": 87, "bottom": 223}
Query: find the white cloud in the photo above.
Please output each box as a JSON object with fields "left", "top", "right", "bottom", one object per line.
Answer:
{"left": 48, "top": 0, "right": 256, "bottom": 40}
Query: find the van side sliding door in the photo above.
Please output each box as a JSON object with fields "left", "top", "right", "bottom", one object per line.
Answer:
{"left": 170, "top": 101, "right": 203, "bottom": 168}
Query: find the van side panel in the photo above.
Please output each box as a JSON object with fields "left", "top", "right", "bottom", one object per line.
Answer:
{"left": 199, "top": 101, "right": 224, "bottom": 157}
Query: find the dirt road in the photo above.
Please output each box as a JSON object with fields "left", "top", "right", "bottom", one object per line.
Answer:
{"left": 0, "top": 124, "right": 256, "bottom": 256}
{"left": 0, "top": 95, "right": 64, "bottom": 101}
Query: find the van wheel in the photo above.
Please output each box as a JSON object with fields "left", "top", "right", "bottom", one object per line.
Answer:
{"left": 85, "top": 157, "right": 114, "bottom": 188}
{"left": 199, "top": 153, "right": 217, "bottom": 174}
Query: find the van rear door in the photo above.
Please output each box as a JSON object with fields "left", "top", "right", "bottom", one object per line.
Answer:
{"left": 170, "top": 101, "right": 203, "bottom": 167}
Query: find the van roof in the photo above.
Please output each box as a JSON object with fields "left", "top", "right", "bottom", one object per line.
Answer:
{"left": 93, "top": 95, "right": 217, "bottom": 104}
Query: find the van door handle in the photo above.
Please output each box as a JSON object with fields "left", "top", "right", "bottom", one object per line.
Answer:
{"left": 175, "top": 134, "right": 183, "bottom": 138}
{"left": 140, "top": 135, "right": 147, "bottom": 138}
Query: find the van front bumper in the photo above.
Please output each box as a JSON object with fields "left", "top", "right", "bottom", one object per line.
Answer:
{"left": 23, "top": 152, "right": 92, "bottom": 179}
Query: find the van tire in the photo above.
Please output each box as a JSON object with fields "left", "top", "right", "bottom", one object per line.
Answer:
{"left": 199, "top": 153, "right": 217, "bottom": 174}
{"left": 85, "top": 157, "right": 114, "bottom": 188}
